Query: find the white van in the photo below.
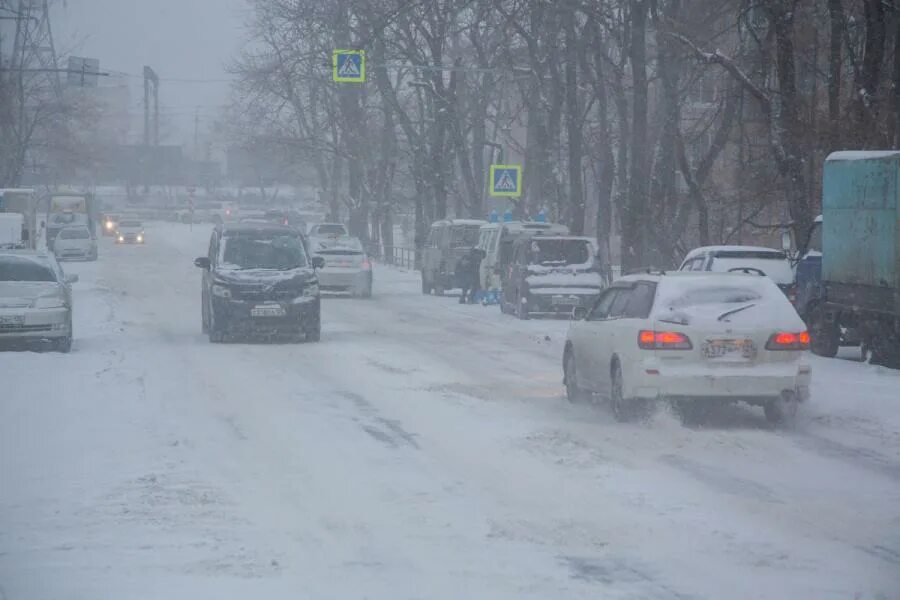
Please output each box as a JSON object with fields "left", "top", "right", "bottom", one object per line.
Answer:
{"left": 0, "top": 213, "right": 25, "bottom": 248}
{"left": 476, "top": 221, "right": 569, "bottom": 292}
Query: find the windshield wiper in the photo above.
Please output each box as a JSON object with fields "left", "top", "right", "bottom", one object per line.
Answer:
{"left": 717, "top": 303, "right": 757, "bottom": 322}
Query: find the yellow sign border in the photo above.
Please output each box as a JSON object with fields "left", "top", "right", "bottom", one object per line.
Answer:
{"left": 489, "top": 164, "right": 522, "bottom": 197}
{"left": 333, "top": 49, "right": 366, "bottom": 83}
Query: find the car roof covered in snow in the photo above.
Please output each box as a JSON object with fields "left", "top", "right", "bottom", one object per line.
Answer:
{"left": 219, "top": 223, "right": 300, "bottom": 236}
{"left": 826, "top": 150, "right": 900, "bottom": 161}
{"left": 682, "top": 245, "right": 786, "bottom": 261}
{"left": 432, "top": 219, "right": 487, "bottom": 227}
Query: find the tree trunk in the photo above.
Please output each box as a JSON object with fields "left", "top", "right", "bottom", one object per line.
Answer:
{"left": 563, "top": 0, "right": 585, "bottom": 235}
{"left": 624, "top": 0, "right": 649, "bottom": 270}
{"left": 827, "top": 0, "right": 844, "bottom": 148}
{"left": 856, "top": 0, "right": 887, "bottom": 146}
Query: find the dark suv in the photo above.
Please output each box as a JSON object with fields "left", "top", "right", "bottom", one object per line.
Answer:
{"left": 194, "top": 223, "right": 324, "bottom": 342}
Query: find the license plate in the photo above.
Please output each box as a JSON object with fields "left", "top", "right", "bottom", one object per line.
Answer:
{"left": 0, "top": 315, "right": 24, "bottom": 326}
{"left": 703, "top": 339, "right": 756, "bottom": 359}
{"left": 250, "top": 305, "right": 285, "bottom": 317}
{"left": 551, "top": 296, "right": 579, "bottom": 306}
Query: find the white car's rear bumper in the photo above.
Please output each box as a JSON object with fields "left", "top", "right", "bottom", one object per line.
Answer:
{"left": 0, "top": 307, "right": 70, "bottom": 340}
{"left": 625, "top": 359, "right": 811, "bottom": 403}
{"left": 317, "top": 268, "right": 370, "bottom": 291}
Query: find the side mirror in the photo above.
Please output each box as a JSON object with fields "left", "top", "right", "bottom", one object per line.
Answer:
{"left": 64, "top": 274, "right": 79, "bottom": 284}
{"left": 312, "top": 256, "right": 325, "bottom": 269}
{"left": 572, "top": 306, "right": 587, "bottom": 321}
{"left": 194, "top": 257, "right": 211, "bottom": 269}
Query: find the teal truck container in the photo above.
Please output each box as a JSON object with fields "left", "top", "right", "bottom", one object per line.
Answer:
{"left": 811, "top": 151, "right": 900, "bottom": 366}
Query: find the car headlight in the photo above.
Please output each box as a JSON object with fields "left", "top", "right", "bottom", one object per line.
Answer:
{"left": 137, "top": 235, "right": 144, "bottom": 242}
{"left": 302, "top": 283, "right": 319, "bottom": 297}
{"left": 33, "top": 295, "right": 66, "bottom": 309}
{"left": 211, "top": 284, "right": 232, "bottom": 298}
{"left": 118, "top": 235, "right": 124, "bottom": 242}
{"left": 105, "top": 221, "right": 113, "bottom": 230}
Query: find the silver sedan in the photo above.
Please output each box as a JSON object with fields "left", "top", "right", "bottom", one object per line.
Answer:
{"left": 0, "top": 250, "right": 77, "bottom": 352}
{"left": 311, "top": 236, "right": 373, "bottom": 298}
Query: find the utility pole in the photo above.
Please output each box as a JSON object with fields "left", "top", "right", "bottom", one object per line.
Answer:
{"left": 142, "top": 66, "right": 159, "bottom": 146}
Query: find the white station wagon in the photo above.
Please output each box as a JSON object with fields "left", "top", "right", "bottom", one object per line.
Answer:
{"left": 563, "top": 272, "right": 811, "bottom": 424}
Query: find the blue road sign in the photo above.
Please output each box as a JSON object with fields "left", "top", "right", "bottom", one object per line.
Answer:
{"left": 489, "top": 164, "right": 522, "bottom": 197}
{"left": 333, "top": 50, "right": 366, "bottom": 83}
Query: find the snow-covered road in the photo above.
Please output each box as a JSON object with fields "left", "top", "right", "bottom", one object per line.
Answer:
{"left": 2, "top": 223, "right": 899, "bottom": 599}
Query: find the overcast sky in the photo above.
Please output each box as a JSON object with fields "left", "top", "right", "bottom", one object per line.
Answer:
{"left": 55, "top": 0, "right": 247, "bottom": 145}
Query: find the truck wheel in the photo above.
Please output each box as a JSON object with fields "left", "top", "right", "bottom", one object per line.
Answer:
{"left": 810, "top": 306, "right": 839, "bottom": 358}
{"left": 870, "top": 339, "right": 900, "bottom": 369}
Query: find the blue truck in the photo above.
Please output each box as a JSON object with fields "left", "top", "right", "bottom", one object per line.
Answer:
{"left": 796, "top": 151, "right": 900, "bottom": 367}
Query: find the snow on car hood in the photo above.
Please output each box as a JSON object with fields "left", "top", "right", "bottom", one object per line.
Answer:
{"left": 526, "top": 266, "right": 604, "bottom": 288}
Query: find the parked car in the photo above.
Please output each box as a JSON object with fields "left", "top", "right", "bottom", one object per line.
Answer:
{"left": 476, "top": 220, "right": 570, "bottom": 294}
{"left": 53, "top": 226, "right": 97, "bottom": 261}
{"left": 309, "top": 236, "right": 373, "bottom": 297}
{"left": 115, "top": 220, "right": 145, "bottom": 244}
{"left": 420, "top": 219, "right": 486, "bottom": 295}
{"left": 501, "top": 236, "right": 604, "bottom": 319}
{"left": 0, "top": 250, "right": 77, "bottom": 352}
{"left": 563, "top": 272, "right": 811, "bottom": 424}
{"left": 194, "top": 223, "right": 324, "bottom": 342}
{"left": 308, "top": 222, "right": 348, "bottom": 238}
{"left": 678, "top": 246, "right": 795, "bottom": 300}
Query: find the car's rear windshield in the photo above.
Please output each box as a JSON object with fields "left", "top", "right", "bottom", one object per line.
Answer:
{"left": 316, "top": 224, "right": 346, "bottom": 235}
{"left": 58, "top": 228, "right": 90, "bottom": 239}
{"left": 0, "top": 256, "right": 56, "bottom": 282}
{"left": 665, "top": 284, "right": 763, "bottom": 308}
{"left": 119, "top": 221, "right": 142, "bottom": 228}
{"left": 219, "top": 234, "right": 308, "bottom": 270}
{"left": 712, "top": 250, "right": 786, "bottom": 260}
{"left": 528, "top": 239, "right": 592, "bottom": 266}
{"left": 315, "top": 238, "right": 363, "bottom": 255}
{"left": 450, "top": 225, "right": 481, "bottom": 248}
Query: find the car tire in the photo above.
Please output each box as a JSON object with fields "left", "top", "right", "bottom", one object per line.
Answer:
{"left": 208, "top": 305, "right": 224, "bottom": 343}
{"left": 361, "top": 280, "right": 373, "bottom": 299}
{"left": 672, "top": 399, "right": 710, "bottom": 426}
{"left": 564, "top": 350, "right": 588, "bottom": 403}
{"left": 201, "top": 300, "right": 208, "bottom": 334}
{"left": 516, "top": 292, "right": 530, "bottom": 320}
{"left": 434, "top": 280, "right": 445, "bottom": 296}
{"left": 304, "top": 314, "right": 321, "bottom": 342}
{"left": 54, "top": 336, "right": 72, "bottom": 353}
{"left": 421, "top": 275, "right": 431, "bottom": 295}
{"left": 764, "top": 395, "right": 798, "bottom": 425}
{"left": 610, "top": 362, "right": 631, "bottom": 422}
{"left": 809, "top": 305, "right": 839, "bottom": 358}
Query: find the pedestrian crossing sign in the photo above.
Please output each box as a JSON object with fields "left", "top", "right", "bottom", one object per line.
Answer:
{"left": 489, "top": 164, "right": 522, "bottom": 197}
{"left": 333, "top": 50, "right": 365, "bottom": 83}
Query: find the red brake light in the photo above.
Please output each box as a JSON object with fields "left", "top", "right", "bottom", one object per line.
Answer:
{"left": 766, "top": 331, "right": 810, "bottom": 350}
{"left": 362, "top": 259, "right": 372, "bottom": 269}
{"left": 638, "top": 330, "right": 693, "bottom": 350}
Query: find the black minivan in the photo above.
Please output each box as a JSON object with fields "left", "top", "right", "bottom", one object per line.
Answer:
{"left": 194, "top": 223, "right": 324, "bottom": 342}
